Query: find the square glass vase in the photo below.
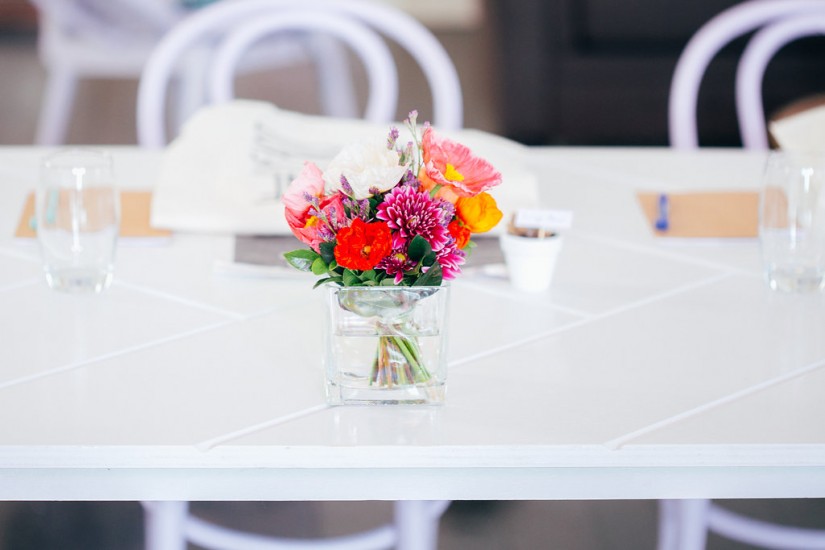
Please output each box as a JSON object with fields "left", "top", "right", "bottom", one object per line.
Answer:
{"left": 323, "top": 285, "right": 450, "bottom": 405}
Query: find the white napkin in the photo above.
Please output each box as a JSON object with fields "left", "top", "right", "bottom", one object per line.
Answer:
{"left": 151, "top": 100, "right": 540, "bottom": 235}
{"left": 769, "top": 104, "right": 825, "bottom": 152}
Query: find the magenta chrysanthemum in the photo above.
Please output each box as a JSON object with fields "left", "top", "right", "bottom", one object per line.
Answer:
{"left": 376, "top": 185, "right": 451, "bottom": 251}
{"left": 377, "top": 249, "right": 417, "bottom": 284}
{"left": 435, "top": 240, "right": 465, "bottom": 280}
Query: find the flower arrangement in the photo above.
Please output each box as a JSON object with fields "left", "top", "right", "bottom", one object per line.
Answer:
{"left": 282, "top": 111, "right": 503, "bottom": 286}
{"left": 282, "top": 111, "right": 503, "bottom": 400}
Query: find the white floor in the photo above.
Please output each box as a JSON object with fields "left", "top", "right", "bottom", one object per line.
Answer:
{"left": 2, "top": 28, "right": 825, "bottom": 550}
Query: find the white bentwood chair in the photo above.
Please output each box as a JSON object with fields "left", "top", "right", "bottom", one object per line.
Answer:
{"left": 668, "top": 0, "right": 825, "bottom": 150}
{"left": 136, "top": 0, "right": 463, "bottom": 148}
{"left": 665, "top": 3, "right": 825, "bottom": 547}
{"left": 137, "top": 2, "right": 460, "bottom": 548}
{"left": 142, "top": 501, "right": 452, "bottom": 550}
{"left": 27, "top": 0, "right": 359, "bottom": 145}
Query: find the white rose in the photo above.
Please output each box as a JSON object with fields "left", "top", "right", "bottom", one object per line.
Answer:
{"left": 323, "top": 139, "right": 407, "bottom": 200}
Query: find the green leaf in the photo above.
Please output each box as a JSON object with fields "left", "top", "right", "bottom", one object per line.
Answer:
{"left": 407, "top": 235, "right": 431, "bottom": 262}
{"left": 413, "top": 263, "right": 442, "bottom": 287}
{"left": 314, "top": 275, "right": 344, "bottom": 288}
{"left": 312, "top": 277, "right": 334, "bottom": 288}
{"left": 319, "top": 241, "right": 336, "bottom": 264}
{"left": 342, "top": 269, "right": 361, "bottom": 286}
{"left": 362, "top": 269, "right": 377, "bottom": 281}
{"left": 311, "top": 257, "right": 328, "bottom": 276}
{"left": 421, "top": 251, "right": 436, "bottom": 267}
{"left": 283, "top": 249, "right": 320, "bottom": 272}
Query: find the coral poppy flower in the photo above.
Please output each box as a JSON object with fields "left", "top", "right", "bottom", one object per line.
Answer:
{"left": 455, "top": 192, "right": 503, "bottom": 233}
{"left": 334, "top": 218, "right": 392, "bottom": 271}
{"left": 283, "top": 162, "right": 332, "bottom": 250}
{"left": 418, "top": 127, "right": 502, "bottom": 200}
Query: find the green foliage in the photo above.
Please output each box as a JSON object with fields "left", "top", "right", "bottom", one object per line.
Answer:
{"left": 283, "top": 249, "right": 319, "bottom": 272}
{"left": 285, "top": 233, "right": 444, "bottom": 288}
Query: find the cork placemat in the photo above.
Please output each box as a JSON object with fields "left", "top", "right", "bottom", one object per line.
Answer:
{"left": 15, "top": 190, "right": 171, "bottom": 239}
{"left": 637, "top": 191, "right": 759, "bottom": 238}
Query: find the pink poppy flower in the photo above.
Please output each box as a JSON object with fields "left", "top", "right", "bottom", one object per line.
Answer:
{"left": 283, "top": 162, "right": 344, "bottom": 251}
{"left": 419, "top": 127, "right": 502, "bottom": 200}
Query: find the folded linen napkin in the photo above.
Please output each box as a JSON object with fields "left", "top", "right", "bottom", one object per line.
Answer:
{"left": 151, "top": 100, "right": 540, "bottom": 235}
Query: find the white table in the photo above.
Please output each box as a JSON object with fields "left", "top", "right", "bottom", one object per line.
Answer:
{"left": 0, "top": 146, "right": 824, "bottom": 501}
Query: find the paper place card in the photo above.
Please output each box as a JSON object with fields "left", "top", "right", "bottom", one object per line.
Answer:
{"left": 513, "top": 209, "right": 574, "bottom": 231}
{"left": 636, "top": 191, "right": 758, "bottom": 238}
{"left": 15, "top": 190, "right": 172, "bottom": 241}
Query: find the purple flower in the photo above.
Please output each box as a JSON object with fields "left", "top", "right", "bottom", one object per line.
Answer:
{"left": 435, "top": 240, "right": 465, "bottom": 280}
{"left": 387, "top": 127, "right": 400, "bottom": 150}
{"left": 376, "top": 184, "right": 451, "bottom": 251}
{"left": 377, "top": 249, "right": 417, "bottom": 284}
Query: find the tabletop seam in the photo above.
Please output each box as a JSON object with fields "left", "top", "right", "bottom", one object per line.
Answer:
{"left": 604, "top": 356, "right": 825, "bottom": 450}
{"left": 574, "top": 231, "right": 759, "bottom": 277}
{"left": 451, "top": 271, "right": 734, "bottom": 369}
{"left": 0, "top": 318, "right": 241, "bottom": 392}
{"left": 195, "top": 403, "right": 330, "bottom": 451}
{"left": 115, "top": 279, "right": 247, "bottom": 320}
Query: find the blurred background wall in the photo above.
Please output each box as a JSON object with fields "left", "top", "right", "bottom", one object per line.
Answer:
{"left": 487, "top": 0, "right": 825, "bottom": 146}
{"left": 4, "top": 0, "right": 825, "bottom": 147}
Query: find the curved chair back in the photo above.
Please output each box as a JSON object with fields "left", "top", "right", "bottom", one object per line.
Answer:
{"left": 736, "top": 14, "right": 825, "bottom": 149}
{"left": 669, "top": 0, "right": 825, "bottom": 149}
{"left": 137, "top": 0, "right": 463, "bottom": 148}
{"left": 206, "top": 12, "right": 397, "bottom": 120}
{"left": 28, "top": 0, "right": 360, "bottom": 145}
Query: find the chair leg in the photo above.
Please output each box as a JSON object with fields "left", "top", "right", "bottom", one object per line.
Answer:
{"left": 142, "top": 501, "right": 188, "bottom": 550}
{"left": 659, "top": 499, "right": 710, "bottom": 550}
{"left": 394, "top": 500, "right": 449, "bottom": 550}
{"left": 658, "top": 500, "right": 680, "bottom": 550}
{"left": 35, "top": 67, "right": 78, "bottom": 145}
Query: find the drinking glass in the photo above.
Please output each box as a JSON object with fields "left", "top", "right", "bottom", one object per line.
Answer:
{"left": 759, "top": 151, "right": 825, "bottom": 292}
{"left": 36, "top": 149, "right": 120, "bottom": 293}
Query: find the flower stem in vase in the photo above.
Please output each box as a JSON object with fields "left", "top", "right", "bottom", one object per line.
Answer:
{"left": 371, "top": 330, "right": 431, "bottom": 388}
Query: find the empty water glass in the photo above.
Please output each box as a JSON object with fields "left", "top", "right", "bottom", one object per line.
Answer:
{"left": 36, "top": 149, "right": 120, "bottom": 293}
{"left": 759, "top": 151, "right": 825, "bottom": 293}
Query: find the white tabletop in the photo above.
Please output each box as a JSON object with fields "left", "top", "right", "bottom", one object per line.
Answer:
{"left": 1, "top": 146, "right": 824, "bottom": 501}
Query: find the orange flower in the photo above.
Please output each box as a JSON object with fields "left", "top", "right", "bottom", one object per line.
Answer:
{"left": 448, "top": 220, "right": 471, "bottom": 249}
{"left": 419, "top": 127, "right": 502, "bottom": 200}
{"left": 455, "top": 192, "right": 502, "bottom": 233}
{"left": 334, "top": 219, "right": 392, "bottom": 271}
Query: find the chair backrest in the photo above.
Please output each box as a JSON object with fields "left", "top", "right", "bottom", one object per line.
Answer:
{"left": 736, "top": 14, "right": 825, "bottom": 150}
{"left": 207, "top": 12, "right": 397, "bottom": 118}
{"left": 30, "top": 0, "right": 182, "bottom": 69}
{"left": 137, "top": 0, "right": 463, "bottom": 148}
{"left": 30, "top": 0, "right": 180, "bottom": 45}
{"left": 669, "top": 0, "right": 825, "bottom": 149}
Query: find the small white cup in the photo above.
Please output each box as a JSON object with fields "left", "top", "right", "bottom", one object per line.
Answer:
{"left": 759, "top": 151, "right": 825, "bottom": 293}
{"left": 500, "top": 232, "right": 563, "bottom": 292}
{"left": 36, "top": 149, "right": 120, "bottom": 293}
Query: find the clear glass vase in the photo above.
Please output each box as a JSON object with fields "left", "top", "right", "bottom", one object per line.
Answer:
{"left": 323, "top": 285, "right": 450, "bottom": 405}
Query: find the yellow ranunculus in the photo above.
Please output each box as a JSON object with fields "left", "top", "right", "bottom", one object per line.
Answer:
{"left": 455, "top": 192, "right": 503, "bottom": 233}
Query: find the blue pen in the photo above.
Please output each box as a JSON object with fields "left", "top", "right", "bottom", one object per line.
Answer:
{"left": 654, "top": 193, "right": 669, "bottom": 231}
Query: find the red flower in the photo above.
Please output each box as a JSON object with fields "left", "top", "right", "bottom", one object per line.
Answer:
{"left": 334, "top": 219, "right": 392, "bottom": 271}
{"left": 448, "top": 219, "right": 471, "bottom": 249}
